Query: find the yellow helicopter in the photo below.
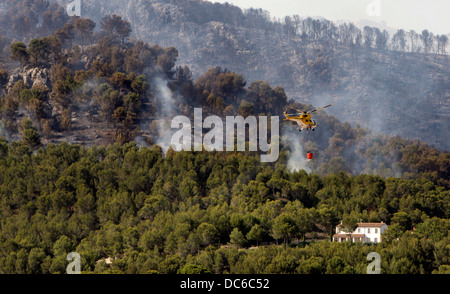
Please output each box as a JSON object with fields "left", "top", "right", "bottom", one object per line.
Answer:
{"left": 283, "top": 104, "right": 334, "bottom": 132}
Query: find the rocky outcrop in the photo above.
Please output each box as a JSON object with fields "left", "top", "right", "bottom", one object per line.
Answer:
{"left": 6, "top": 67, "right": 51, "bottom": 92}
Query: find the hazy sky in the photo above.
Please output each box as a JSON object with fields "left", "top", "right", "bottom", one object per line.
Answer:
{"left": 212, "top": 0, "right": 450, "bottom": 34}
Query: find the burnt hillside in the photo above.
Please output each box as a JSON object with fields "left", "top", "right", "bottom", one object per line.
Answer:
{"left": 64, "top": 0, "right": 450, "bottom": 151}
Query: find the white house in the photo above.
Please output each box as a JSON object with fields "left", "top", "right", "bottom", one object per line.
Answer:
{"left": 333, "top": 222, "right": 388, "bottom": 243}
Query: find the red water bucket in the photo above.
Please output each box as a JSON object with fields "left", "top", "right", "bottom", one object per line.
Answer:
{"left": 307, "top": 153, "right": 313, "bottom": 160}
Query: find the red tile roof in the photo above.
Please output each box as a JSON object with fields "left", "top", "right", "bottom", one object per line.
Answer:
{"left": 337, "top": 222, "right": 386, "bottom": 228}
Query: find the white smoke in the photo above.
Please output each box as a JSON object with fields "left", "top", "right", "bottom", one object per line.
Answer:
{"left": 281, "top": 125, "right": 312, "bottom": 173}
{"left": 152, "top": 77, "right": 176, "bottom": 154}
{"left": 0, "top": 120, "right": 11, "bottom": 142}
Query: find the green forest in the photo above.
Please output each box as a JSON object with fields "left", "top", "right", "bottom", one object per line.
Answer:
{"left": 0, "top": 0, "right": 449, "bottom": 275}
{"left": 0, "top": 140, "right": 448, "bottom": 274}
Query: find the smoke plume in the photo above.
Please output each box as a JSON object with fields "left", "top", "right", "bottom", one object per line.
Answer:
{"left": 281, "top": 125, "right": 312, "bottom": 173}
{"left": 0, "top": 120, "right": 10, "bottom": 142}
{"left": 151, "top": 77, "right": 176, "bottom": 153}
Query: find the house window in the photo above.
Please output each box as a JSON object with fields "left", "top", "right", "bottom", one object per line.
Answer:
{"left": 368, "top": 228, "right": 370, "bottom": 233}
{"left": 358, "top": 228, "right": 361, "bottom": 233}
{"left": 374, "top": 238, "right": 378, "bottom": 243}
{"left": 375, "top": 228, "right": 378, "bottom": 233}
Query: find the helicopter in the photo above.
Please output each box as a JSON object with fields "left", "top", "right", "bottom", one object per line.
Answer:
{"left": 283, "top": 104, "right": 334, "bottom": 132}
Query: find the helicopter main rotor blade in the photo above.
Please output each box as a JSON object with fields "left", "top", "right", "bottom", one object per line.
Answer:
{"left": 308, "top": 104, "right": 334, "bottom": 113}
{"left": 287, "top": 106, "right": 304, "bottom": 113}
